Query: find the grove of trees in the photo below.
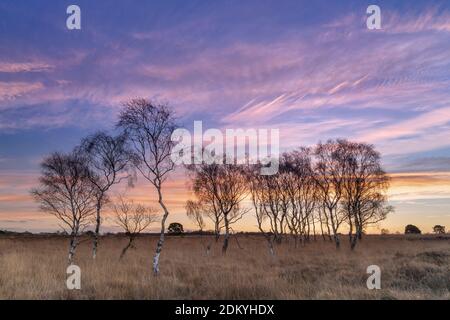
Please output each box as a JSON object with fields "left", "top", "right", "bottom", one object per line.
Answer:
{"left": 31, "top": 97, "right": 393, "bottom": 274}
{"left": 32, "top": 99, "right": 178, "bottom": 273}
{"left": 186, "top": 139, "right": 393, "bottom": 255}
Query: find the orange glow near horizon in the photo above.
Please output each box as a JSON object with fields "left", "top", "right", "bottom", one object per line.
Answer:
{"left": 1, "top": 169, "right": 449, "bottom": 235}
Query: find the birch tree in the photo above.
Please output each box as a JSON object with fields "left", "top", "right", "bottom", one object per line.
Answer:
{"left": 246, "top": 164, "right": 277, "bottom": 255}
{"left": 78, "top": 131, "right": 131, "bottom": 259}
{"left": 112, "top": 196, "right": 159, "bottom": 259}
{"left": 186, "top": 200, "right": 215, "bottom": 255}
{"left": 313, "top": 140, "right": 346, "bottom": 248}
{"left": 187, "top": 160, "right": 248, "bottom": 254}
{"left": 185, "top": 200, "right": 206, "bottom": 232}
{"left": 247, "top": 170, "right": 285, "bottom": 242}
{"left": 31, "top": 152, "right": 97, "bottom": 264}
{"left": 281, "top": 149, "right": 317, "bottom": 246}
{"left": 338, "top": 140, "right": 392, "bottom": 249}
{"left": 117, "top": 98, "right": 177, "bottom": 275}
{"left": 186, "top": 167, "right": 224, "bottom": 242}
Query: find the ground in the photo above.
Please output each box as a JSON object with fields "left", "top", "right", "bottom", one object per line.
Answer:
{"left": 0, "top": 234, "right": 449, "bottom": 299}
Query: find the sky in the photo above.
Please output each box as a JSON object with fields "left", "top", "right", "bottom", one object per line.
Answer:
{"left": 1, "top": 0, "right": 450, "bottom": 234}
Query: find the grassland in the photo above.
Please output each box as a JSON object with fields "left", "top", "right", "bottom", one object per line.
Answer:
{"left": 0, "top": 234, "right": 449, "bottom": 299}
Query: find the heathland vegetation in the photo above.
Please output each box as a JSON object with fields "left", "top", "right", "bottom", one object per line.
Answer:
{"left": 0, "top": 234, "right": 449, "bottom": 299}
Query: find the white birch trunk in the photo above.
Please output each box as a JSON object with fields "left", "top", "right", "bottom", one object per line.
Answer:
{"left": 68, "top": 235, "right": 78, "bottom": 265}
{"left": 153, "top": 186, "right": 169, "bottom": 275}
{"left": 222, "top": 215, "right": 230, "bottom": 254}
{"left": 92, "top": 200, "right": 102, "bottom": 259}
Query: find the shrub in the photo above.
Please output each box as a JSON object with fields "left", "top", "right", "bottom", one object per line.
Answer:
{"left": 405, "top": 224, "right": 421, "bottom": 234}
{"left": 432, "top": 225, "right": 445, "bottom": 234}
{"left": 168, "top": 222, "right": 184, "bottom": 235}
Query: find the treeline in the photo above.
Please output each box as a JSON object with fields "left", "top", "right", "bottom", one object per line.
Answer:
{"left": 30, "top": 99, "right": 392, "bottom": 276}
{"left": 185, "top": 140, "right": 393, "bottom": 255}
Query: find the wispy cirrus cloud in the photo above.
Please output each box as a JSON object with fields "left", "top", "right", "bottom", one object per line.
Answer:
{"left": 223, "top": 32, "right": 450, "bottom": 126}
{"left": 361, "top": 106, "right": 450, "bottom": 143}
{"left": 0, "top": 82, "right": 44, "bottom": 101}
{"left": 383, "top": 8, "right": 450, "bottom": 34}
{"left": 0, "top": 61, "right": 54, "bottom": 73}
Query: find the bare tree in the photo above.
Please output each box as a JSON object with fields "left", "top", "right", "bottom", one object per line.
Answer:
{"left": 77, "top": 131, "right": 131, "bottom": 259}
{"left": 246, "top": 149, "right": 317, "bottom": 252}
{"left": 186, "top": 167, "right": 224, "bottom": 242}
{"left": 187, "top": 159, "right": 248, "bottom": 254}
{"left": 185, "top": 200, "right": 206, "bottom": 232}
{"left": 313, "top": 140, "right": 347, "bottom": 248}
{"left": 246, "top": 164, "right": 277, "bottom": 255}
{"left": 117, "top": 98, "right": 177, "bottom": 275}
{"left": 31, "top": 152, "right": 97, "bottom": 264}
{"left": 281, "top": 149, "right": 317, "bottom": 246}
{"left": 247, "top": 168, "right": 285, "bottom": 243}
{"left": 112, "top": 196, "right": 159, "bottom": 259}
{"left": 186, "top": 200, "right": 214, "bottom": 255}
{"left": 338, "top": 140, "right": 392, "bottom": 249}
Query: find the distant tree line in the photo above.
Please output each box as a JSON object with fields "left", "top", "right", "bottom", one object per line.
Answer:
{"left": 403, "top": 224, "right": 446, "bottom": 235}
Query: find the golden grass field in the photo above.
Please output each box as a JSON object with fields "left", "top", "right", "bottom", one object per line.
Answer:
{"left": 0, "top": 234, "right": 449, "bottom": 300}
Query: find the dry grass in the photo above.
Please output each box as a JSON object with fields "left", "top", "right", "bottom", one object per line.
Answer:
{"left": 0, "top": 234, "right": 449, "bottom": 299}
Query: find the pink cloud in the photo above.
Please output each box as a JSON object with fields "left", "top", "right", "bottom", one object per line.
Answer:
{"left": 0, "top": 62, "right": 54, "bottom": 73}
{"left": 0, "top": 82, "right": 44, "bottom": 101}
{"left": 383, "top": 9, "right": 450, "bottom": 34}
{"left": 362, "top": 106, "right": 450, "bottom": 143}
